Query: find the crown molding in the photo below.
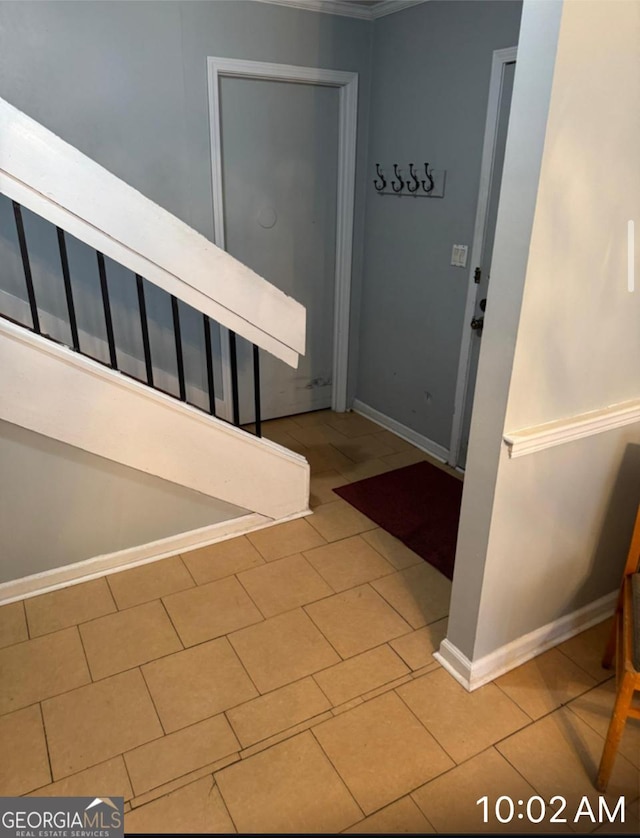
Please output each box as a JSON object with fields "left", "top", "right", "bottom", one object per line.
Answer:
{"left": 250, "top": 0, "right": 373, "bottom": 19}
{"left": 250, "top": 0, "right": 428, "bottom": 21}
{"left": 370, "top": 0, "right": 428, "bottom": 19}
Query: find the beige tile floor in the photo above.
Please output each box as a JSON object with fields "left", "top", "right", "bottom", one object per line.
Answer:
{"left": 2, "top": 409, "right": 639, "bottom": 834}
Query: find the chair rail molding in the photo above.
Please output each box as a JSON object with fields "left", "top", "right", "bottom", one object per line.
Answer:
{"left": 0, "top": 96, "right": 304, "bottom": 367}
{"left": 504, "top": 398, "right": 640, "bottom": 458}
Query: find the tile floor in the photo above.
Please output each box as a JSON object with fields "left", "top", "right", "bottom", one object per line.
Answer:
{"left": 1, "top": 409, "right": 639, "bottom": 834}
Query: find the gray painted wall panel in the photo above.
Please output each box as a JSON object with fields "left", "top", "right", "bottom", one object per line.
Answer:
{"left": 0, "top": 0, "right": 372, "bottom": 405}
{"left": 358, "top": 1, "right": 523, "bottom": 447}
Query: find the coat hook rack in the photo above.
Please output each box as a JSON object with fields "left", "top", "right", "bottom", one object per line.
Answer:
{"left": 372, "top": 161, "right": 446, "bottom": 198}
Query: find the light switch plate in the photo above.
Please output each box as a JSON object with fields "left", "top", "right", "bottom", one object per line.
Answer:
{"left": 451, "top": 244, "right": 468, "bottom": 268}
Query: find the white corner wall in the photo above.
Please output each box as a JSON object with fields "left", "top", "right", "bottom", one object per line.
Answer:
{"left": 443, "top": 0, "right": 640, "bottom": 686}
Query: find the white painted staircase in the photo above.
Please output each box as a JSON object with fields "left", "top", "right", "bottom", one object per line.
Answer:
{"left": 0, "top": 96, "right": 310, "bottom": 601}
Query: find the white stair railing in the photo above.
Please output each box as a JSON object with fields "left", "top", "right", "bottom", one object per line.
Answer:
{"left": 0, "top": 96, "right": 305, "bottom": 367}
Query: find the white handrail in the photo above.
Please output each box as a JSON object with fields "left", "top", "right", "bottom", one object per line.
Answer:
{"left": 0, "top": 97, "right": 305, "bottom": 367}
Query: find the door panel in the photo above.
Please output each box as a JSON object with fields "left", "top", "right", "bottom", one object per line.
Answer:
{"left": 219, "top": 76, "right": 339, "bottom": 421}
{"left": 459, "top": 61, "right": 516, "bottom": 468}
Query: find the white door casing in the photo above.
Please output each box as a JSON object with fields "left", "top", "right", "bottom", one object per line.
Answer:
{"left": 207, "top": 58, "right": 358, "bottom": 420}
{"left": 448, "top": 47, "right": 518, "bottom": 468}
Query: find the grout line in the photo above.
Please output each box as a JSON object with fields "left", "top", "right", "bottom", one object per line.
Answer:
{"left": 137, "top": 665, "right": 169, "bottom": 737}
{"left": 158, "top": 598, "right": 186, "bottom": 651}
{"left": 494, "top": 743, "right": 552, "bottom": 807}
{"left": 74, "top": 623, "right": 95, "bottom": 682}
{"left": 222, "top": 634, "right": 262, "bottom": 699}
{"left": 233, "top": 570, "right": 270, "bottom": 621}
{"left": 311, "top": 673, "right": 334, "bottom": 707}
{"left": 23, "top": 599, "right": 35, "bottom": 640}
{"left": 491, "top": 679, "right": 535, "bottom": 723}
{"left": 20, "top": 599, "right": 32, "bottom": 641}
{"left": 331, "top": 696, "right": 364, "bottom": 716}
{"left": 307, "top": 725, "right": 365, "bottom": 824}
{"left": 554, "top": 642, "right": 612, "bottom": 685}
{"left": 301, "top": 602, "right": 349, "bottom": 662}
{"left": 101, "top": 576, "right": 119, "bottom": 613}
{"left": 366, "top": 576, "right": 436, "bottom": 633}
{"left": 128, "top": 753, "right": 240, "bottom": 809}
{"left": 37, "top": 701, "right": 54, "bottom": 788}
{"left": 211, "top": 772, "right": 241, "bottom": 836}
{"left": 238, "top": 710, "right": 334, "bottom": 759}
{"left": 104, "top": 574, "right": 120, "bottom": 611}
{"left": 177, "top": 553, "right": 199, "bottom": 587}
{"left": 393, "top": 687, "right": 458, "bottom": 766}
{"left": 360, "top": 673, "right": 414, "bottom": 702}
{"left": 120, "top": 752, "right": 136, "bottom": 802}
{"left": 410, "top": 660, "right": 442, "bottom": 679}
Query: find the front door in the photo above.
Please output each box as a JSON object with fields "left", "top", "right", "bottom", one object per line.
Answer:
{"left": 459, "top": 59, "right": 516, "bottom": 468}
{"left": 219, "top": 75, "right": 340, "bottom": 422}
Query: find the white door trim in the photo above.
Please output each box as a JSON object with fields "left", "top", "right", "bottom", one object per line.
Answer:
{"left": 448, "top": 47, "right": 517, "bottom": 466}
{"left": 207, "top": 57, "right": 358, "bottom": 417}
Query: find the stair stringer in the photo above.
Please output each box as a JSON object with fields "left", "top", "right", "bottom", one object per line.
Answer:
{"left": 0, "top": 318, "right": 310, "bottom": 521}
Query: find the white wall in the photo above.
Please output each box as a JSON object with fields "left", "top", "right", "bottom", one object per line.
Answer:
{"left": 447, "top": 0, "right": 640, "bottom": 668}
{"left": 0, "top": 420, "right": 247, "bottom": 585}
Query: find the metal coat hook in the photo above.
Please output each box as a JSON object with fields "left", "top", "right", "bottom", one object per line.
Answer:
{"left": 422, "top": 162, "right": 435, "bottom": 194}
{"left": 407, "top": 163, "right": 420, "bottom": 193}
{"left": 391, "top": 164, "right": 404, "bottom": 193}
{"left": 373, "top": 163, "right": 386, "bottom": 192}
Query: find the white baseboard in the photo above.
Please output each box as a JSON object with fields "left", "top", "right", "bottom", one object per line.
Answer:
{"left": 0, "top": 508, "right": 311, "bottom": 606}
{"left": 434, "top": 590, "right": 617, "bottom": 690}
{"left": 352, "top": 400, "right": 449, "bottom": 463}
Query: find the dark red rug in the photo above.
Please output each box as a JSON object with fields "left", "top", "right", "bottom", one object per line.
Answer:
{"left": 334, "top": 461, "right": 463, "bottom": 580}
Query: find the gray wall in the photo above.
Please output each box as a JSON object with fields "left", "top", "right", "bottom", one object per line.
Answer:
{"left": 0, "top": 421, "right": 246, "bottom": 584}
{"left": 448, "top": 0, "right": 640, "bottom": 661}
{"left": 357, "top": 1, "right": 522, "bottom": 448}
{"left": 0, "top": 0, "right": 372, "bottom": 404}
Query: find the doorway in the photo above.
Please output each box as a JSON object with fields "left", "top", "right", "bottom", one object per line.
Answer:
{"left": 449, "top": 48, "right": 517, "bottom": 469}
{"left": 207, "top": 58, "right": 358, "bottom": 423}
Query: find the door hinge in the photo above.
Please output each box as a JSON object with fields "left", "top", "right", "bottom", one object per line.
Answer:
{"left": 474, "top": 267, "right": 481, "bottom": 284}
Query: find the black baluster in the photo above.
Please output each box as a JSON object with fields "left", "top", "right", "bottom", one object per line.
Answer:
{"left": 136, "top": 275, "right": 154, "bottom": 387}
{"left": 96, "top": 252, "right": 118, "bottom": 369}
{"left": 229, "top": 330, "right": 240, "bottom": 426}
{"left": 203, "top": 314, "right": 216, "bottom": 416}
{"left": 56, "top": 227, "right": 80, "bottom": 351}
{"left": 12, "top": 202, "right": 40, "bottom": 333}
{"left": 171, "top": 295, "right": 186, "bottom": 401}
{"left": 253, "top": 344, "right": 262, "bottom": 438}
